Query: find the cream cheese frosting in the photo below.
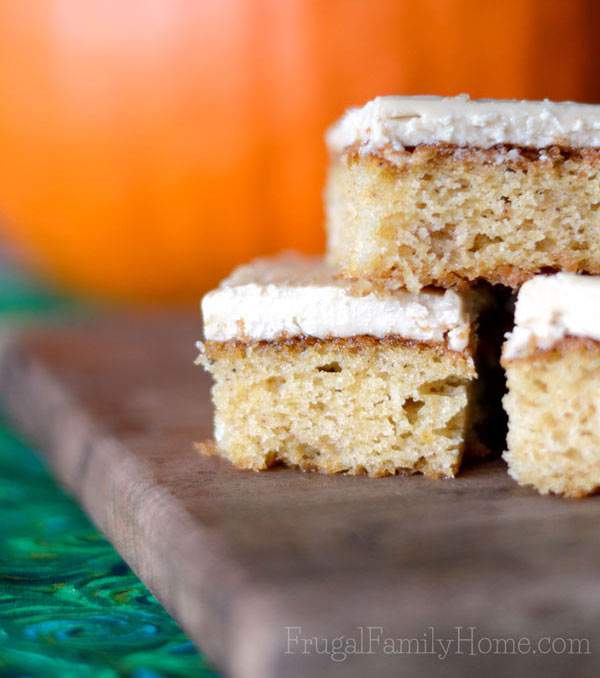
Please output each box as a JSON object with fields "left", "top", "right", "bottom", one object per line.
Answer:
{"left": 202, "top": 254, "right": 471, "bottom": 351}
{"left": 503, "top": 273, "right": 600, "bottom": 359}
{"left": 327, "top": 95, "right": 600, "bottom": 154}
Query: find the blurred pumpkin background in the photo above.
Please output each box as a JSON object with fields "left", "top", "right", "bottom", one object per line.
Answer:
{"left": 0, "top": 0, "right": 600, "bottom": 304}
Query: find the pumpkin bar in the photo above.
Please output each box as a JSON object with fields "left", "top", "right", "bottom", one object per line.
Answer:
{"left": 326, "top": 95, "right": 600, "bottom": 292}
{"left": 502, "top": 273, "right": 600, "bottom": 497}
{"left": 197, "top": 253, "right": 484, "bottom": 478}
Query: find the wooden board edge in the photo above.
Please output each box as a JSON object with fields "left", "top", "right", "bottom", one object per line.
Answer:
{"left": 0, "top": 329, "right": 255, "bottom": 675}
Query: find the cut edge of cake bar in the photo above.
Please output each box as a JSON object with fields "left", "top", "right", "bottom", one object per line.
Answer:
{"left": 325, "top": 95, "right": 600, "bottom": 291}
{"left": 198, "top": 253, "right": 486, "bottom": 479}
{"left": 502, "top": 273, "right": 600, "bottom": 497}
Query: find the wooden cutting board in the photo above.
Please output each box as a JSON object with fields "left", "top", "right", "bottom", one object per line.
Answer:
{"left": 1, "top": 314, "right": 599, "bottom": 677}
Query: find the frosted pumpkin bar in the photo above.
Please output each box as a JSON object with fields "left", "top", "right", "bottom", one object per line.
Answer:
{"left": 502, "top": 273, "right": 600, "bottom": 497}
{"left": 197, "top": 253, "right": 482, "bottom": 478}
{"left": 326, "top": 95, "right": 600, "bottom": 291}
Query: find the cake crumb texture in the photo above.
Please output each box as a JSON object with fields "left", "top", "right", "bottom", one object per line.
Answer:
{"left": 200, "top": 337, "right": 476, "bottom": 479}
{"left": 503, "top": 338, "right": 600, "bottom": 497}
{"left": 326, "top": 147, "right": 600, "bottom": 291}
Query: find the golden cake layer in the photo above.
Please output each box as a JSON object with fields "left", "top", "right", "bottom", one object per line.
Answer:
{"left": 326, "top": 145, "right": 600, "bottom": 291}
{"left": 200, "top": 336, "right": 477, "bottom": 478}
{"left": 503, "top": 337, "right": 600, "bottom": 498}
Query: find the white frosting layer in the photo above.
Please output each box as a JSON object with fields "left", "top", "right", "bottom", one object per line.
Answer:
{"left": 504, "top": 273, "right": 600, "bottom": 359}
{"left": 202, "top": 254, "right": 470, "bottom": 351}
{"left": 327, "top": 95, "right": 600, "bottom": 153}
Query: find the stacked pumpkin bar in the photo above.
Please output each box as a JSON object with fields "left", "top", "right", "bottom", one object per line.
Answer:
{"left": 199, "top": 94, "right": 600, "bottom": 496}
{"left": 199, "top": 254, "right": 484, "bottom": 478}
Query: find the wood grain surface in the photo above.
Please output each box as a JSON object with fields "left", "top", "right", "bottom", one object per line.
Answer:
{"left": 1, "top": 314, "right": 599, "bottom": 677}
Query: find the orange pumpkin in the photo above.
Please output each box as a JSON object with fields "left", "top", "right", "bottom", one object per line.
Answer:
{"left": 0, "top": 0, "right": 598, "bottom": 302}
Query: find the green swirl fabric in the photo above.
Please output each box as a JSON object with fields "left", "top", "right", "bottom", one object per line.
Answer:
{"left": 0, "top": 265, "right": 220, "bottom": 677}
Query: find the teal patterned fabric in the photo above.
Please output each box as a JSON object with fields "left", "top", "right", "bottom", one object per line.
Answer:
{"left": 0, "top": 266, "right": 71, "bottom": 317}
{"left": 0, "top": 265, "right": 219, "bottom": 677}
